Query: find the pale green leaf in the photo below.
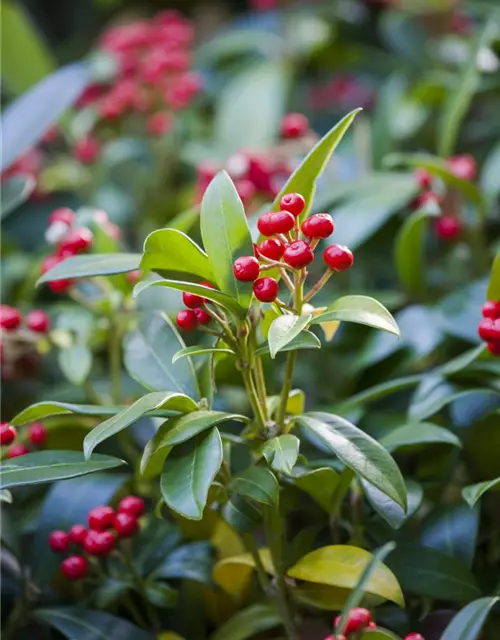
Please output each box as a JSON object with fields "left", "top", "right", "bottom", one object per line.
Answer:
{"left": 312, "top": 296, "right": 399, "bottom": 336}
{"left": 268, "top": 314, "right": 312, "bottom": 358}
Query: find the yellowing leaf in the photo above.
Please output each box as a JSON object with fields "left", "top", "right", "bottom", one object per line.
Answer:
{"left": 295, "top": 583, "right": 385, "bottom": 611}
{"left": 213, "top": 549, "right": 274, "bottom": 597}
{"left": 211, "top": 518, "right": 246, "bottom": 560}
{"left": 320, "top": 320, "right": 340, "bottom": 342}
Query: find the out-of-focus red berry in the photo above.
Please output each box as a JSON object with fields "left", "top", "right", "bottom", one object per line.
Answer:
{"left": 26, "top": 310, "right": 50, "bottom": 333}
{"left": 69, "top": 524, "right": 88, "bottom": 545}
{"left": 127, "top": 270, "right": 142, "bottom": 284}
{"left": 323, "top": 245, "right": 354, "bottom": 271}
{"left": 59, "top": 227, "right": 93, "bottom": 254}
{"left": 48, "top": 279, "right": 73, "bottom": 294}
{"left": 415, "top": 168, "right": 432, "bottom": 190}
{"left": 235, "top": 179, "right": 256, "bottom": 205}
{"left": 486, "top": 341, "right": 500, "bottom": 356}
{"left": 404, "top": 634, "right": 425, "bottom": 640}
{"left": 482, "top": 300, "right": 500, "bottom": 319}
{"left": 147, "top": 111, "right": 173, "bottom": 136}
{"left": 83, "top": 530, "right": 115, "bottom": 556}
{"left": 334, "top": 608, "right": 372, "bottom": 635}
{"left": 0, "top": 306, "right": 22, "bottom": 331}
{"left": 415, "top": 191, "right": 440, "bottom": 209}
{"left": 74, "top": 136, "right": 101, "bottom": 164}
{"left": 0, "top": 423, "right": 17, "bottom": 446}
{"left": 61, "top": 555, "right": 87, "bottom": 580}
{"left": 118, "top": 495, "right": 145, "bottom": 517}
{"left": 88, "top": 505, "right": 115, "bottom": 530}
{"left": 280, "top": 113, "right": 309, "bottom": 139}
{"left": 279, "top": 192, "right": 306, "bottom": 217}
{"left": 447, "top": 154, "right": 476, "bottom": 181}
{"left": 183, "top": 292, "right": 206, "bottom": 308}
{"left": 194, "top": 308, "right": 211, "bottom": 325}
{"left": 49, "top": 530, "right": 70, "bottom": 552}
{"left": 478, "top": 318, "right": 500, "bottom": 342}
{"left": 176, "top": 309, "right": 198, "bottom": 332}
{"left": 7, "top": 444, "right": 29, "bottom": 458}
{"left": 435, "top": 215, "right": 462, "bottom": 242}
{"left": 49, "top": 208, "right": 75, "bottom": 227}
{"left": 28, "top": 422, "right": 47, "bottom": 447}
{"left": 113, "top": 512, "right": 138, "bottom": 537}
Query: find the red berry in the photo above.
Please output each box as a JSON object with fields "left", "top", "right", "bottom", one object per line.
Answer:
{"left": 233, "top": 256, "right": 260, "bottom": 282}
{"left": 88, "top": 505, "right": 115, "bottom": 530}
{"left": 147, "top": 111, "right": 172, "bottom": 136}
{"left": 0, "top": 423, "right": 16, "bottom": 446}
{"left": 235, "top": 179, "right": 256, "bottom": 205}
{"left": 368, "top": 621, "right": 377, "bottom": 629}
{"left": 284, "top": 240, "right": 314, "bottom": 268}
{"left": 113, "top": 512, "right": 138, "bottom": 538}
{"left": 59, "top": 227, "right": 93, "bottom": 254}
{"left": 48, "top": 279, "right": 73, "bottom": 294}
{"left": 323, "top": 244, "right": 354, "bottom": 271}
{"left": 280, "top": 113, "right": 309, "bottom": 139}
{"left": 253, "top": 277, "right": 279, "bottom": 302}
{"left": 74, "top": 136, "right": 101, "bottom": 164}
{"left": 435, "top": 215, "right": 462, "bottom": 242}
{"left": 0, "top": 305, "right": 22, "bottom": 331}
{"left": 279, "top": 192, "right": 306, "bottom": 217}
{"left": 26, "top": 310, "right": 50, "bottom": 333}
{"left": 200, "top": 281, "right": 216, "bottom": 290}
{"left": 301, "top": 213, "right": 334, "bottom": 239}
{"left": 257, "top": 238, "right": 285, "bottom": 261}
{"left": 49, "top": 530, "right": 70, "bottom": 553}
{"left": 83, "top": 529, "right": 115, "bottom": 556}
{"left": 7, "top": 444, "right": 29, "bottom": 458}
{"left": 404, "top": 634, "right": 425, "bottom": 640}
{"left": 486, "top": 341, "right": 500, "bottom": 356}
{"left": 127, "top": 270, "right": 142, "bottom": 284}
{"left": 334, "top": 608, "right": 372, "bottom": 635}
{"left": 194, "top": 308, "right": 211, "bottom": 325}
{"left": 478, "top": 318, "right": 500, "bottom": 342}
{"left": 61, "top": 555, "right": 87, "bottom": 580}
{"left": 49, "top": 208, "right": 75, "bottom": 227}
{"left": 28, "top": 422, "right": 47, "bottom": 447}
{"left": 69, "top": 524, "right": 87, "bottom": 545}
{"left": 481, "top": 300, "right": 500, "bottom": 319}
{"left": 447, "top": 154, "right": 476, "bottom": 181}
{"left": 176, "top": 309, "right": 198, "bottom": 332}
{"left": 183, "top": 292, "right": 206, "bottom": 308}
{"left": 415, "top": 191, "right": 439, "bottom": 208}
{"left": 257, "top": 212, "right": 275, "bottom": 236}
{"left": 41, "top": 255, "right": 62, "bottom": 275}
{"left": 415, "top": 168, "right": 432, "bottom": 190}
{"left": 267, "top": 211, "right": 295, "bottom": 235}
{"left": 118, "top": 495, "right": 145, "bottom": 517}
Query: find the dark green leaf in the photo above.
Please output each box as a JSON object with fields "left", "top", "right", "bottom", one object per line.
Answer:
{"left": 462, "top": 477, "right": 500, "bottom": 507}
{"left": 172, "top": 346, "right": 235, "bottom": 364}
{"left": 37, "top": 253, "right": 142, "bottom": 284}
{"left": 1, "top": 175, "right": 35, "bottom": 220}
{"left": 231, "top": 467, "right": 279, "bottom": 505}
{"left": 255, "top": 330, "right": 321, "bottom": 356}
{"left": 268, "top": 314, "right": 312, "bottom": 358}
{"left": 440, "top": 596, "right": 500, "bottom": 640}
{"left": 362, "top": 479, "right": 423, "bottom": 530}
{"left": 439, "top": 344, "right": 486, "bottom": 376}
{"left": 134, "top": 518, "right": 181, "bottom": 576}
{"left": 153, "top": 541, "right": 214, "bottom": 585}
{"left": 11, "top": 401, "right": 123, "bottom": 426}
{"left": 312, "top": 296, "right": 399, "bottom": 336}
{"left": 379, "top": 422, "right": 461, "bottom": 452}
{"left": 338, "top": 375, "right": 422, "bottom": 412}
{"left": 222, "top": 495, "right": 262, "bottom": 533}
{"left": 209, "top": 603, "right": 280, "bottom": 640}
{"left": 487, "top": 251, "right": 500, "bottom": 301}
{"left": 291, "top": 467, "right": 339, "bottom": 512}
{"left": 261, "top": 434, "right": 300, "bottom": 474}
{"left": 144, "top": 583, "right": 177, "bottom": 608}
{"left": 94, "top": 580, "right": 134, "bottom": 609}
{"left": 140, "top": 229, "right": 213, "bottom": 280}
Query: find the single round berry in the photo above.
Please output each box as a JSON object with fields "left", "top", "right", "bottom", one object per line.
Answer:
{"left": 48, "top": 279, "right": 73, "bottom": 294}
{"left": 435, "top": 215, "right": 462, "bottom": 242}
{"left": 253, "top": 277, "right": 279, "bottom": 303}
{"left": 481, "top": 300, "right": 500, "bottom": 319}
{"left": 183, "top": 292, "right": 206, "bottom": 309}
{"left": 404, "top": 634, "right": 425, "bottom": 640}
{"left": 69, "top": 524, "right": 87, "bottom": 545}
{"left": 194, "top": 308, "right": 211, "bottom": 325}
{"left": 233, "top": 256, "right": 260, "bottom": 282}
{"left": 176, "top": 309, "right": 198, "bottom": 332}
{"left": 257, "top": 238, "right": 285, "bottom": 261}
{"left": 0, "top": 305, "right": 22, "bottom": 331}
{"left": 88, "top": 505, "right": 115, "bottom": 530}
{"left": 280, "top": 113, "right": 309, "bottom": 139}
{"left": 127, "top": 270, "right": 142, "bottom": 284}
{"left": 59, "top": 227, "right": 93, "bottom": 254}
{"left": 83, "top": 529, "right": 115, "bottom": 556}
{"left": 301, "top": 213, "right": 335, "bottom": 239}
{"left": 478, "top": 318, "right": 500, "bottom": 342}
{"left": 257, "top": 212, "right": 275, "bottom": 236}
{"left": 283, "top": 240, "right": 314, "bottom": 268}
{"left": 486, "top": 341, "right": 500, "bottom": 356}
{"left": 113, "top": 512, "right": 138, "bottom": 538}
{"left": 368, "top": 621, "right": 378, "bottom": 629}
{"left": 26, "top": 310, "right": 50, "bottom": 333}
{"left": 118, "top": 495, "right": 145, "bottom": 517}
{"left": 0, "top": 423, "right": 17, "bottom": 446}
{"left": 49, "top": 207, "right": 75, "bottom": 227}
{"left": 267, "top": 210, "right": 295, "bottom": 235}
{"left": 7, "top": 444, "right": 29, "bottom": 458}
{"left": 279, "top": 192, "right": 306, "bottom": 217}
{"left": 447, "top": 154, "right": 476, "bottom": 181}
{"left": 415, "top": 168, "right": 432, "bottom": 190}
{"left": 61, "top": 555, "right": 88, "bottom": 580}
{"left": 74, "top": 136, "right": 101, "bottom": 164}
{"left": 335, "top": 608, "right": 372, "bottom": 635}
{"left": 28, "top": 422, "right": 47, "bottom": 447}
{"left": 323, "top": 244, "right": 354, "bottom": 271}
{"left": 41, "top": 255, "right": 62, "bottom": 275}
{"left": 49, "top": 530, "right": 70, "bottom": 552}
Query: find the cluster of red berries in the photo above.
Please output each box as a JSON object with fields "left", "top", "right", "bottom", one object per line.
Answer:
{"left": 230, "top": 192, "right": 352, "bottom": 303}
{"left": 0, "top": 421, "right": 47, "bottom": 458}
{"left": 324, "top": 608, "right": 424, "bottom": 640}
{"left": 413, "top": 154, "right": 477, "bottom": 243}
{"left": 49, "top": 495, "right": 144, "bottom": 581}
{"left": 478, "top": 299, "right": 500, "bottom": 356}
{"left": 195, "top": 113, "right": 313, "bottom": 206}
{"left": 0, "top": 305, "right": 50, "bottom": 379}
{"left": 0, "top": 305, "right": 50, "bottom": 335}
{"left": 175, "top": 283, "right": 214, "bottom": 332}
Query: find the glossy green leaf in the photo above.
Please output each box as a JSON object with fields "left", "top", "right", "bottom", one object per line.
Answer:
{"left": 231, "top": 467, "right": 279, "bottom": 505}
{"left": 362, "top": 479, "right": 423, "bottom": 530}
{"left": 0, "top": 451, "right": 125, "bottom": 488}
{"left": 261, "top": 434, "right": 300, "bottom": 474}
{"left": 160, "top": 428, "right": 223, "bottom": 520}
{"left": 1, "top": 175, "right": 35, "bottom": 220}
{"left": 152, "top": 541, "right": 213, "bottom": 585}
{"left": 200, "top": 171, "right": 254, "bottom": 309}
{"left": 84, "top": 392, "right": 198, "bottom": 459}
{"left": 141, "top": 411, "right": 247, "bottom": 478}
{"left": 292, "top": 467, "right": 339, "bottom": 512}
{"left": 209, "top": 603, "right": 280, "bottom": 640}
{"left": 379, "top": 422, "right": 462, "bottom": 452}
{"left": 288, "top": 545, "right": 404, "bottom": 606}
{"left": 37, "top": 253, "right": 142, "bottom": 284}
{"left": 11, "top": 401, "right": 124, "bottom": 425}
{"left": 58, "top": 343, "right": 92, "bottom": 386}
{"left": 487, "top": 251, "right": 500, "bottom": 301}
{"left": 339, "top": 375, "right": 422, "bottom": 412}
{"left": 222, "top": 495, "right": 262, "bottom": 533}
{"left": 440, "top": 596, "right": 500, "bottom": 640}
{"left": 255, "top": 330, "right": 321, "bottom": 356}
{"left": 312, "top": 296, "right": 399, "bottom": 336}
{"left": 297, "top": 413, "right": 407, "bottom": 509}
{"left": 172, "top": 346, "right": 235, "bottom": 364}
{"left": 268, "top": 314, "right": 312, "bottom": 358}
{"left": 141, "top": 229, "right": 213, "bottom": 280}
{"left": 439, "top": 344, "right": 486, "bottom": 376}
{"left": 462, "top": 477, "right": 500, "bottom": 507}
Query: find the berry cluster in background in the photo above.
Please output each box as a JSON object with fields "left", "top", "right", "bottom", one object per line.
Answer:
{"left": 322, "top": 607, "right": 424, "bottom": 640}
{"left": 478, "top": 299, "right": 500, "bottom": 356}
{"left": 0, "top": 421, "right": 46, "bottom": 458}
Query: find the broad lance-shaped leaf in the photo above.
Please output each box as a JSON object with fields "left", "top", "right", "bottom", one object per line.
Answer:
{"left": 0, "top": 451, "right": 125, "bottom": 488}
{"left": 230, "top": 467, "right": 279, "bottom": 505}
{"left": 462, "top": 477, "right": 500, "bottom": 507}
{"left": 440, "top": 596, "right": 500, "bottom": 640}
{"left": 172, "top": 345, "right": 235, "bottom": 364}
{"left": 141, "top": 411, "right": 248, "bottom": 478}
{"left": 84, "top": 392, "right": 198, "bottom": 459}
{"left": 268, "top": 314, "right": 312, "bottom": 359}
{"left": 362, "top": 479, "right": 423, "bottom": 530}
{"left": 255, "top": 330, "right": 320, "bottom": 356}
{"left": 296, "top": 412, "right": 407, "bottom": 510}
{"left": 37, "top": 253, "right": 142, "bottom": 284}
{"left": 379, "top": 422, "right": 462, "bottom": 452}
{"left": 11, "top": 402, "right": 124, "bottom": 426}
{"left": 140, "top": 229, "right": 214, "bottom": 280}
{"left": 200, "top": 171, "right": 255, "bottom": 309}
{"left": 209, "top": 604, "right": 281, "bottom": 640}
{"left": 311, "top": 296, "right": 399, "bottom": 336}
{"left": 261, "top": 434, "right": 300, "bottom": 474}
{"left": 160, "top": 427, "right": 223, "bottom": 520}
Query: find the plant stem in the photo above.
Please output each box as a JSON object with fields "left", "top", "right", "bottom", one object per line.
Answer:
{"left": 123, "top": 593, "right": 149, "bottom": 629}
{"left": 242, "top": 533, "right": 270, "bottom": 592}
{"left": 120, "top": 546, "right": 161, "bottom": 632}
{"left": 276, "top": 350, "right": 297, "bottom": 433}
{"left": 303, "top": 269, "right": 334, "bottom": 303}
{"left": 241, "top": 366, "right": 268, "bottom": 432}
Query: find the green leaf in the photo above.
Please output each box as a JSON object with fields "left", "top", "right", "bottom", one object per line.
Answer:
{"left": 440, "top": 596, "right": 500, "bottom": 640}
{"left": 487, "top": 251, "right": 500, "bottom": 301}
{"left": 58, "top": 343, "right": 92, "bottom": 386}
{"left": 362, "top": 479, "right": 423, "bottom": 530}
{"left": 384, "top": 544, "right": 480, "bottom": 602}
{"left": 134, "top": 279, "right": 245, "bottom": 319}
{"left": 84, "top": 392, "right": 198, "bottom": 459}
{"left": 222, "top": 495, "right": 262, "bottom": 533}
{"left": 439, "top": 344, "right": 486, "bottom": 376}
{"left": 297, "top": 413, "right": 407, "bottom": 509}
{"left": 338, "top": 375, "right": 422, "bottom": 412}
{"left": 272, "top": 109, "right": 362, "bottom": 220}
{"left": 379, "top": 422, "right": 462, "bottom": 452}
{"left": 361, "top": 631, "right": 401, "bottom": 640}
{"left": 160, "top": 428, "right": 223, "bottom": 520}
{"left": 11, "top": 401, "right": 124, "bottom": 426}
{"left": 268, "top": 314, "right": 312, "bottom": 358}
{"left": 0, "top": 489, "right": 13, "bottom": 504}
{"left": 312, "top": 295, "right": 399, "bottom": 336}
{"left": 267, "top": 389, "right": 305, "bottom": 417}
{"left": 172, "top": 346, "right": 235, "bottom": 364}
{"left": 37, "top": 253, "right": 141, "bottom": 284}
{"left": 288, "top": 545, "right": 404, "bottom": 606}
{"left": 291, "top": 467, "right": 339, "bottom": 512}
{"left": 141, "top": 411, "right": 247, "bottom": 478}
{"left": 152, "top": 541, "right": 214, "bottom": 585}
{"left": 231, "top": 467, "right": 279, "bottom": 505}
{"left": 255, "top": 330, "right": 320, "bottom": 356}
{"left": 462, "top": 477, "right": 500, "bottom": 507}
{"left": 200, "top": 171, "right": 254, "bottom": 309}
{"left": 124, "top": 312, "right": 200, "bottom": 399}
{"left": 1, "top": 175, "right": 35, "bottom": 220}
{"left": 140, "top": 229, "right": 214, "bottom": 280}
{"left": 261, "top": 434, "right": 300, "bottom": 474}
{"left": 209, "top": 604, "right": 281, "bottom": 640}
{"left": 35, "top": 607, "right": 151, "bottom": 640}
{"left": 0, "top": 451, "right": 125, "bottom": 488}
